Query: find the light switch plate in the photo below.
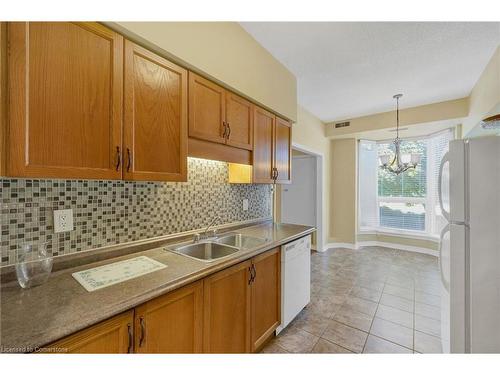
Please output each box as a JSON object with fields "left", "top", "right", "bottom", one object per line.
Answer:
{"left": 243, "top": 199, "right": 249, "bottom": 211}
{"left": 54, "top": 209, "right": 74, "bottom": 233}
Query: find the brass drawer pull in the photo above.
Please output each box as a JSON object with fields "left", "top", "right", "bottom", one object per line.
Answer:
{"left": 222, "top": 122, "right": 227, "bottom": 138}
{"left": 115, "top": 146, "right": 121, "bottom": 171}
{"left": 127, "top": 148, "right": 132, "bottom": 172}
{"left": 139, "top": 316, "right": 146, "bottom": 347}
{"left": 127, "top": 323, "right": 133, "bottom": 353}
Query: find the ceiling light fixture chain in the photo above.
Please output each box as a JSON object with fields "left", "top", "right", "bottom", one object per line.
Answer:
{"left": 379, "top": 93, "right": 421, "bottom": 175}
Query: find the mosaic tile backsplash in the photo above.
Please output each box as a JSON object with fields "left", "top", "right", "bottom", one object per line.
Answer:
{"left": 0, "top": 158, "right": 273, "bottom": 266}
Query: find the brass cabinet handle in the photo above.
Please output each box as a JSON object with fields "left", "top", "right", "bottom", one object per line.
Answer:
{"left": 222, "top": 122, "right": 227, "bottom": 138}
{"left": 275, "top": 169, "right": 279, "bottom": 180}
{"left": 127, "top": 323, "right": 133, "bottom": 353}
{"left": 139, "top": 316, "right": 146, "bottom": 347}
{"left": 227, "top": 122, "right": 231, "bottom": 139}
{"left": 248, "top": 266, "right": 253, "bottom": 285}
{"left": 126, "top": 148, "right": 132, "bottom": 172}
{"left": 115, "top": 146, "right": 121, "bottom": 171}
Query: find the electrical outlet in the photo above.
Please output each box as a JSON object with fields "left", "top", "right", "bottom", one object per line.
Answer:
{"left": 243, "top": 199, "right": 249, "bottom": 211}
{"left": 53, "top": 209, "right": 74, "bottom": 233}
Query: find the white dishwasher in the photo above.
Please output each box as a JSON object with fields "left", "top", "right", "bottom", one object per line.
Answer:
{"left": 276, "top": 234, "right": 311, "bottom": 334}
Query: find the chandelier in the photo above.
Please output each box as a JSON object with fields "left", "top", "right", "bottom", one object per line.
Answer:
{"left": 379, "top": 94, "right": 421, "bottom": 175}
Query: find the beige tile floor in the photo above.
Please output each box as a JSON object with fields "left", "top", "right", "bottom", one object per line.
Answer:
{"left": 261, "top": 246, "right": 443, "bottom": 354}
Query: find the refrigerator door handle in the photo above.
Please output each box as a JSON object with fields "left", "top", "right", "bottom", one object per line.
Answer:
{"left": 438, "top": 151, "right": 451, "bottom": 222}
{"left": 439, "top": 223, "right": 450, "bottom": 292}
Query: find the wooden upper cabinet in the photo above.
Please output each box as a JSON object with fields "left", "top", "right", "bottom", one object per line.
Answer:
{"left": 203, "top": 260, "right": 252, "bottom": 353}
{"left": 188, "top": 72, "right": 226, "bottom": 145}
{"left": 49, "top": 311, "right": 134, "bottom": 354}
{"left": 225, "top": 92, "right": 253, "bottom": 150}
{"left": 274, "top": 116, "right": 292, "bottom": 184}
{"left": 252, "top": 106, "right": 275, "bottom": 183}
{"left": 124, "top": 40, "right": 187, "bottom": 182}
{"left": 251, "top": 247, "right": 281, "bottom": 352}
{"left": 134, "top": 281, "right": 203, "bottom": 353}
{"left": 7, "top": 22, "right": 123, "bottom": 179}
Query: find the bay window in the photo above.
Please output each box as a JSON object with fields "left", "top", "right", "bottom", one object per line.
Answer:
{"left": 358, "top": 129, "right": 453, "bottom": 237}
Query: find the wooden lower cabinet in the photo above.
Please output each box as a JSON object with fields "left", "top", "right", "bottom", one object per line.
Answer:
{"left": 202, "top": 248, "right": 281, "bottom": 353}
{"left": 203, "top": 260, "right": 252, "bottom": 353}
{"left": 134, "top": 280, "right": 203, "bottom": 353}
{"left": 250, "top": 247, "right": 281, "bottom": 352}
{"left": 46, "top": 248, "right": 282, "bottom": 354}
{"left": 49, "top": 311, "right": 134, "bottom": 353}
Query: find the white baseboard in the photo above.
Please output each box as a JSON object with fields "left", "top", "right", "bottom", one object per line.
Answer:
{"left": 323, "top": 242, "right": 358, "bottom": 250}
{"left": 359, "top": 241, "right": 438, "bottom": 257}
{"left": 323, "top": 241, "right": 438, "bottom": 257}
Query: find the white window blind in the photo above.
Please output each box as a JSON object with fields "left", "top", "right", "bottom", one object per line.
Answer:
{"left": 378, "top": 139, "right": 427, "bottom": 232}
{"left": 358, "top": 129, "right": 454, "bottom": 237}
{"left": 358, "top": 140, "right": 378, "bottom": 230}
{"left": 428, "top": 129, "right": 454, "bottom": 235}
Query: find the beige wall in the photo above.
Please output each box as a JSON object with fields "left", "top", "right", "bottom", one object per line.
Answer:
{"left": 107, "top": 22, "right": 298, "bottom": 122}
{"left": 326, "top": 97, "right": 469, "bottom": 139}
{"left": 284, "top": 106, "right": 331, "bottom": 247}
{"left": 463, "top": 46, "right": 500, "bottom": 137}
{"left": 329, "top": 138, "right": 357, "bottom": 244}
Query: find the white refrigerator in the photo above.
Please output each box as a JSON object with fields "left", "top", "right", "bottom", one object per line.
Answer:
{"left": 438, "top": 136, "right": 500, "bottom": 353}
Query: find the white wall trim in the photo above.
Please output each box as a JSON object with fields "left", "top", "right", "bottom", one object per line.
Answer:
{"left": 324, "top": 242, "right": 358, "bottom": 250}
{"left": 358, "top": 241, "right": 438, "bottom": 257}
{"left": 358, "top": 229, "right": 440, "bottom": 243}
{"left": 323, "top": 241, "right": 438, "bottom": 257}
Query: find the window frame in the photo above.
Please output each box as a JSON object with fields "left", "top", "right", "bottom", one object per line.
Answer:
{"left": 359, "top": 128, "right": 455, "bottom": 238}
{"left": 376, "top": 137, "right": 429, "bottom": 233}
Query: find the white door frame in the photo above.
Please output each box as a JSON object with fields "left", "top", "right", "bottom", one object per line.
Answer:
{"left": 280, "top": 142, "right": 324, "bottom": 252}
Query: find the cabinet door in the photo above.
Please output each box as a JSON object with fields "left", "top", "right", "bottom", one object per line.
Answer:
{"left": 49, "top": 311, "right": 134, "bottom": 354}
{"left": 203, "top": 260, "right": 252, "bottom": 353}
{"left": 124, "top": 40, "right": 188, "bottom": 182}
{"left": 251, "top": 248, "right": 281, "bottom": 352}
{"left": 7, "top": 22, "right": 123, "bottom": 179}
{"left": 225, "top": 92, "right": 253, "bottom": 150}
{"left": 274, "top": 117, "right": 292, "bottom": 184}
{"left": 188, "top": 72, "right": 226, "bottom": 144}
{"left": 252, "top": 106, "right": 275, "bottom": 183}
{"left": 134, "top": 281, "right": 203, "bottom": 353}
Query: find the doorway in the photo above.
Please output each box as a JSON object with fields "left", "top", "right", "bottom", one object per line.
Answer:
{"left": 277, "top": 144, "right": 323, "bottom": 251}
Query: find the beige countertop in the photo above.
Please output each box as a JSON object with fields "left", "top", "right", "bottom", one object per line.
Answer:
{"left": 0, "top": 222, "right": 314, "bottom": 352}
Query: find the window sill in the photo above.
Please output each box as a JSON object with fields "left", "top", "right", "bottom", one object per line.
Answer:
{"left": 358, "top": 228, "right": 440, "bottom": 243}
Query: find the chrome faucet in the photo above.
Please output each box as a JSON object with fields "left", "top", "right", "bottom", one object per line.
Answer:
{"left": 193, "top": 215, "right": 222, "bottom": 242}
{"left": 204, "top": 215, "right": 222, "bottom": 238}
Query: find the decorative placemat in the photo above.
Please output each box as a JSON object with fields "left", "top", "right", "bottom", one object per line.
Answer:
{"left": 72, "top": 256, "right": 167, "bottom": 292}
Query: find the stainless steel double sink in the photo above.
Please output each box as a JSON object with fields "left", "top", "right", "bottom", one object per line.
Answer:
{"left": 166, "top": 233, "right": 267, "bottom": 262}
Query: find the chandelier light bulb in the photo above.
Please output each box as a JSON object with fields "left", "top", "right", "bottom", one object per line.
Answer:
{"left": 380, "top": 154, "right": 391, "bottom": 166}
{"left": 411, "top": 153, "right": 421, "bottom": 165}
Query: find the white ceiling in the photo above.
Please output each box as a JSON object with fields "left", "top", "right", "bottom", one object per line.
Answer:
{"left": 240, "top": 22, "right": 500, "bottom": 122}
